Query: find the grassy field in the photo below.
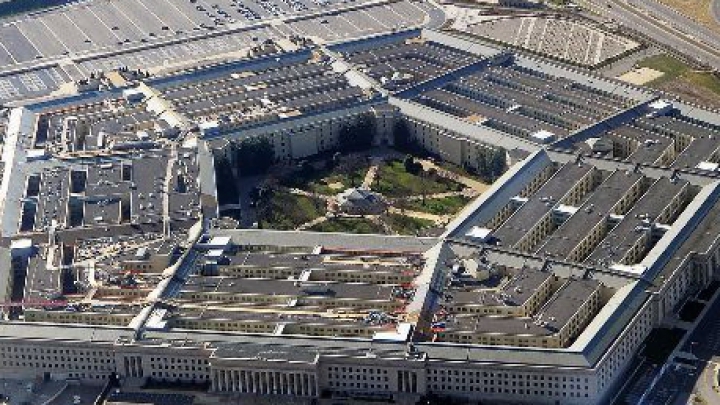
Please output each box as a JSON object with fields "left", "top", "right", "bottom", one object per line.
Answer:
{"left": 279, "top": 162, "right": 369, "bottom": 195}
{"left": 685, "top": 71, "right": 720, "bottom": 95}
{"left": 636, "top": 54, "right": 720, "bottom": 107}
{"left": 637, "top": 54, "right": 690, "bottom": 85}
{"left": 258, "top": 191, "right": 325, "bottom": 230}
{"left": 371, "top": 160, "right": 464, "bottom": 198}
{"left": 398, "top": 195, "right": 471, "bottom": 215}
{"left": 309, "top": 218, "right": 385, "bottom": 234}
{"left": 386, "top": 214, "right": 434, "bottom": 235}
{"left": 655, "top": 0, "right": 720, "bottom": 34}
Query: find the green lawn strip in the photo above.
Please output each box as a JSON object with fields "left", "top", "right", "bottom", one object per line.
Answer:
{"left": 259, "top": 191, "right": 325, "bottom": 230}
{"left": 280, "top": 163, "right": 368, "bottom": 195}
{"left": 684, "top": 71, "right": 720, "bottom": 97}
{"left": 637, "top": 54, "right": 690, "bottom": 86}
{"left": 397, "top": 195, "right": 471, "bottom": 215}
{"left": 309, "top": 218, "right": 385, "bottom": 234}
{"left": 385, "top": 214, "right": 434, "bottom": 235}
{"left": 371, "top": 161, "right": 463, "bottom": 198}
{"left": 635, "top": 54, "right": 720, "bottom": 99}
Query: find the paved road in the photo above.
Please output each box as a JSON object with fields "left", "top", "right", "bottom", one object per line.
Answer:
{"left": 677, "top": 292, "right": 720, "bottom": 403}
{"left": 693, "top": 359, "right": 719, "bottom": 405}
{"left": 628, "top": 0, "right": 720, "bottom": 50}
{"left": 580, "top": 0, "right": 720, "bottom": 67}
{"left": 422, "top": 0, "right": 447, "bottom": 30}
{"left": 713, "top": 0, "right": 720, "bottom": 25}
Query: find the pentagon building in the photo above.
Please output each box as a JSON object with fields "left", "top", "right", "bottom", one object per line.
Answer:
{"left": 0, "top": 28, "right": 719, "bottom": 405}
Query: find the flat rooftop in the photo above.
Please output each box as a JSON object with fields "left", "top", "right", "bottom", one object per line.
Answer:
{"left": 585, "top": 177, "right": 688, "bottom": 267}
{"left": 493, "top": 162, "right": 593, "bottom": 247}
{"left": 537, "top": 170, "right": 644, "bottom": 259}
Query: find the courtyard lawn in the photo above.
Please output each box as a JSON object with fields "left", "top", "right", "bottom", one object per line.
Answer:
{"left": 398, "top": 195, "right": 471, "bottom": 215}
{"left": 279, "top": 162, "right": 369, "bottom": 195}
{"left": 258, "top": 191, "right": 325, "bottom": 230}
{"left": 371, "top": 160, "right": 464, "bottom": 198}
{"left": 637, "top": 55, "right": 720, "bottom": 97}
{"left": 309, "top": 218, "right": 385, "bottom": 234}
{"left": 685, "top": 71, "right": 720, "bottom": 97}
{"left": 385, "top": 214, "right": 434, "bottom": 235}
{"left": 637, "top": 54, "right": 689, "bottom": 85}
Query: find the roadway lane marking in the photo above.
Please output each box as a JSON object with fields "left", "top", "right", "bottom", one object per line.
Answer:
{"left": 594, "top": 32, "right": 605, "bottom": 64}
{"left": 583, "top": 32, "right": 595, "bottom": 65}
{"left": 0, "top": 38, "right": 18, "bottom": 65}
{"left": 562, "top": 23, "right": 576, "bottom": 60}
{"left": 35, "top": 19, "right": 71, "bottom": 55}
{"left": 9, "top": 22, "right": 46, "bottom": 61}
{"left": 524, "top": 18, "right": 536, "bottom": 48}
{"left": 62, "top": 13, "right": 92, "bottom": 46}
{"left": 513, "top": 18, "right": 525, "bottom": 47}
{"left": 134, "top": 0, "right": 177, "bottom": 36}
{"left": 85, "top": 6, "right": 122, "bottom": 42}
{"left": 110, "top": 2, "right": 148, "bottom": 37}
{"left": 363, "top": 9, "right": 388, "bottom": 29}
{"left": 537, "top": 18, "right": 549, "bottom": 53}
{"left": 339, "top": 14, "right": 363, "bottom": 33}
{"left": 157, "top": 0, "right": 199, "bottom": 29}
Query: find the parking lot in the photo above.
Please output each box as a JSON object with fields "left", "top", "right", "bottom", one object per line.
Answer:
{"left": 0, "top": 67, "right": 69, "bottom": 102}
{"left": 77, "top": 25, "right": 279, "bottom": 75}
{"left": 288, "top": 1, "right": 428, "bottom": 42}
{"left": 0, "top": 0, "right": 379, "bottom": 68}
{"left": 0, "top": 0, "right": 429, "bottom": 105}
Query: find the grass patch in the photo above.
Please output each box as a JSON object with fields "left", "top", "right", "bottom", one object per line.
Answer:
{"left": 309, "top": 218, "right": 385, "bottom": 234}
{"left": 398, "top": 195, "right": 471, "bottom": 215}
{"left": 386, "top": 214, "right": 434, "bottom": 235}
{"left": 371, "top": 160, "right": 463, "bottom": 198}
{"left": 637, "top": 54, "right": 689, "bottom": 85}
{"left": 685, "top": 71, "right": 720, "bottom": 97}
{"left": 635, "top": 54, "right": 720, "bottom": 106}
{"left": 279, "top": 163, "right": 368, "bottom": 195}
{"left": 258, "top": 191, "right": 325, "bottom": 230}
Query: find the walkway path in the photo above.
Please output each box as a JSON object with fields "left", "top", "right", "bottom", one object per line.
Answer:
{"left": 401, "top": 189, "right": 478, "bottom": 202}
{"left": 296, "top": 215, "right": 329, "bottom": 231}
{"left": 417, "top": 159, "right": 490, "bottom": 193}
{"left": 388, "top": 207, "right": 449, "bottom": 225}
{"left": 288, "top": 188, "right": 332, "bottom": 200}
{"left": 361, "top": 157, "right": 383, "bottom": 189}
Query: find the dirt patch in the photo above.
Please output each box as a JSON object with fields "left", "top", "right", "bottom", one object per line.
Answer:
{"left": 617, "top": 67, "right": 665, "bottom": 85}
{"left": 657, "top": 78, "right": 720, "bottom": 110}
{"left": 327, "top": 182, "right": 344, "bottom": 190}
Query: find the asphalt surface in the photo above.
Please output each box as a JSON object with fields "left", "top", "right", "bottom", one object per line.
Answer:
{"left": 676, "top": 292, "right": 720, "bottom": 404}
{"left": 713, "top": 0, "right": 720, "bottom": 25}
{"left": 580, "top": 0, "right": 720, "bottom": 67}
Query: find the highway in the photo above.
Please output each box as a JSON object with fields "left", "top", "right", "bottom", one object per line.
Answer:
{"left": 580, "top": 0, "right": 720, "bottom": 67}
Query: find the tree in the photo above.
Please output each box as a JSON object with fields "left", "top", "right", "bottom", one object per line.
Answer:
{"left": 212, "top": 150, "right": 240, "bottom": 205}
{"left": 476, "top": 147, "right": 507, "bottom": 182}
{"left": 403, "top": 154, "right": 422, "bottom": 175}
{"left": 298, "top": 160, "right": 314, "bottom": 178}
{"left": 490, "top": 148, "right": 507, "bottom": 180}
{"left": 338, "top": 113, "right": 376, "bottom": 153}
{"left": 235, "top": 137, "right": 274, "bottom": 176}
{"left": 393, "top": 119, "right": 415, "bottom": 153}
{"left": 404, "top": 154, "right": 416, "bottom": 173}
